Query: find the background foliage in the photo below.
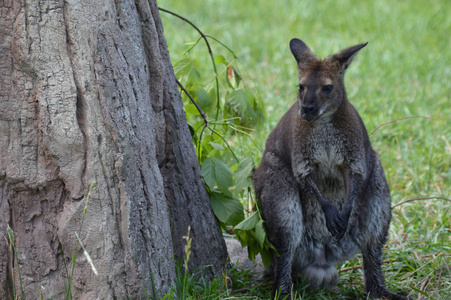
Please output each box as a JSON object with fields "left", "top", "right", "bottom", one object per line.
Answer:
{"left": 159, "top": 0, "right": 450, "bottom": 298}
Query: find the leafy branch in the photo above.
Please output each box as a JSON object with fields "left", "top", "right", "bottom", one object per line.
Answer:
{"left": 159, "top": 7, "right": 221, "bottom": 120}
{"left": 176, "top": 79, "right": 240, "bottom": 162}
{"left": 161, "top": 7, "right": 270, "bottom": 265}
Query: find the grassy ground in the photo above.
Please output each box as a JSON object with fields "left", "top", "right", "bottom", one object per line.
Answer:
{"left": 159, "top": 0, "right": 450, "bottom": 299}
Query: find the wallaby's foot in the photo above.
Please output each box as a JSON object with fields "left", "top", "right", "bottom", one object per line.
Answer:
{"left": 369, "top": 288, "right": 411, "bottom": 300}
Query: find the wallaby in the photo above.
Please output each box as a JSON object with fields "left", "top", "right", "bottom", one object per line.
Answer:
{"left": 253, "top": 39, "right": 409, "bottom": 300}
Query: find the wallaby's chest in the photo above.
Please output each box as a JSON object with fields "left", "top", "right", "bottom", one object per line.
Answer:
{"left": 309, "top": 125, "right": 346, "bottom": 197}
{"left": 310, "top": 124, "right": 345, "bottom": 168}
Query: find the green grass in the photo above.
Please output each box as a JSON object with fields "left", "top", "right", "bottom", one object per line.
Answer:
{"left": 159, "top": 0, "right": 450, "bottom": 299}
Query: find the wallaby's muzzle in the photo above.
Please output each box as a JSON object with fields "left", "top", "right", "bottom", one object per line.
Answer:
{"left": 301, "top": 103, "right": 319, "bottom": 121}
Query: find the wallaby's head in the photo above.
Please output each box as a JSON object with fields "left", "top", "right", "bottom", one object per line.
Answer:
{"left": 290, "top": 38, "right": 368, "bottom": 122}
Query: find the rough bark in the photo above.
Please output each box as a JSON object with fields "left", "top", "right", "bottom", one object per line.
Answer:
{"left": 0, "top": 0, "right": 228, "bottom": 298}
{"left": 139, "top": 1, "right": 228, "bottom": 276}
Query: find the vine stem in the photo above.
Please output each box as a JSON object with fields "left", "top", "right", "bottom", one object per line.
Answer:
{"left": 175, "top": 79, "right": 208, "bottom": 125}
{"left": 158, "top": 7, "right": 222, "bottom": 121}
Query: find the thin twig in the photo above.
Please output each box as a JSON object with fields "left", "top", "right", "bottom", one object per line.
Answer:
{"left": 369, "top": 115, "right": 437, "bottom": 136}
{"left": 175, "top": 79, "right": 208, "bottom": 124}
{"left": 158, "top": 7, "right": 222, "bottom": 120}
{"left": 391, "top": 196, "right": 451, "bottom": 209}
{"left": 205, "top": 35, "right": 238, "bottom": 58}
{"left": 339, "top": 259, "right": 391, "bottom": 272}
{"left": 183, "top": 36, "right": 203, "bottom": 55}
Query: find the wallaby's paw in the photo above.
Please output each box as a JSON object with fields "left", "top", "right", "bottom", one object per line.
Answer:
{"left": 322, "top": 203, "right": 347, "bottom": 240}
{"left": 335, "top": 204, "right": 353, "bottom": 240}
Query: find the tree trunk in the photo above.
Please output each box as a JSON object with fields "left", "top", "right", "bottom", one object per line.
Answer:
{"left": 0, "top": 0, "right": 228, "bottom": 298}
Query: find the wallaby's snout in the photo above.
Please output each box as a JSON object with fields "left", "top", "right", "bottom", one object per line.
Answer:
{"left": 300, "top": 103, "right": 318, "bottom": 121}
{"left": 301, "top": 103, "right": 316, "bottom": 118}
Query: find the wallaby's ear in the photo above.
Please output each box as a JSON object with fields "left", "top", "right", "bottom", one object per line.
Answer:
{"left": 290, "top": 38, "right": 319, "bottom": 69}
{"left": 331, "top": 42, "right": 368, "bottom": 73}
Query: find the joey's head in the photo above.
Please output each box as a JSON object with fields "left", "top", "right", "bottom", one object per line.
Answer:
{"left": 289, "top": 38, "right": 368, "bottom": 122}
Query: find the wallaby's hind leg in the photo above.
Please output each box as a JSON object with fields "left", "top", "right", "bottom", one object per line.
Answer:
{"left": 258, "top": 167, "right": 303, "bottom": 298}
{"left": 272, "top": 248, "right": 294, "bottom": 297}
{"left": 268, "top": 199, "right": 303, "bottom": 298}
{"left": 361, "top": 159, "right": 410, "bottom": 300}
{"left": 362, "top": 243, "right": 409, "bottom": 300}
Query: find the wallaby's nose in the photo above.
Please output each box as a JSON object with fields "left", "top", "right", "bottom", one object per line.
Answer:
{"left": 301, "top": 104, "right": 316, "bottom": 114}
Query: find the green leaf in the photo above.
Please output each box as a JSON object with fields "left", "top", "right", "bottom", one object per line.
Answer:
{"left": 246, "top": 235, "right": 258, "bottom": 261}
{"left": 235, "top": 230, "right": 249, "bottom": 248}
{"left": 201, "top": 158, "right": 216, "bottom": 190}
{"left": 246, "top": 90, "right": 266, "bottom": 129}
{"left": 173, "top": 58, "right": 201, "bottom": 86}
{"left": 188, "top": 67, "right": 201, "bottom": 86}
{"left": 233, "top": 67, "right": 242, "bottom": 87}
{"left": 173, "top": 58, "right": 193, "bottom": 77}
{"left": 184, "top": 103, "right": 199, "bottom": 115}
{"left": 187, "top": 123, "right": 196, "bottom": 138}
{"left": 210, "top": 142, "right": 225, "bottom": 150}
{"left": 212, "top": 157, "right": 234, "bottom": 192}
{"left": 197, "top": 87, "right": 214, "bottom": 112}
{"left": 234, "top": 212, "right": 259, "bottom": 230}
{"left": 210, "top": 191, "right": 244, "bottom": 226}
{"left": 260, "top": 248, "right": 272, "bottom": 267}
{"left": 207, "top": 86, "right": 220, "bottom": 112}
{"left": 227, "top": 89, "right": 256, "bottom": 124}
{"left": 225, "top": 89, "right": 266, "bottom": 129}
{"left": 235, "top": 156, "right": 254, "bottom": 191}
{"left": 215, "top": 55, "right": 227, "bottom": 65}
{"left": 255, "top": 220, "right": 266, "bottom": 248}
{"left": 227, "top": 89, "right": 249, "bottom": 114}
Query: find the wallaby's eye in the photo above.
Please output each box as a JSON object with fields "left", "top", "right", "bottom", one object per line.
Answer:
{"left": 322, "top": 85, "right": 334, "bottom": 94}
{"left": 298, "top": 84, "right": 305, "bottom": 93}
